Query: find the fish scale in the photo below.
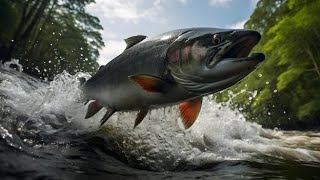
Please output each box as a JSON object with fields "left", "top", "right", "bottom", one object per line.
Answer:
{"left": 81, "top": 28, "right": 265, "bottom": 129}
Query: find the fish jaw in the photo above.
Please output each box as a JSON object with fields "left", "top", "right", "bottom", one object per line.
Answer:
{"left": 80, "top": 28, "right": 265, "bottom": 129}
{"left": 166, "top": 29, "right": 264, "bottom": 95}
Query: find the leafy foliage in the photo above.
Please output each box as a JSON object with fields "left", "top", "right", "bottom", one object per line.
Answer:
{"left": 215, "top": 0, "right": 320, "bottom": 129}
{"left": 0, "top": 0, "right": 104, "bottom": 79}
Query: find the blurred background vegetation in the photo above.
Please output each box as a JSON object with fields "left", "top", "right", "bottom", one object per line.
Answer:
{"left": 215, "top": 0, "right": 320, "bottom": 129}
{"left": 0, "top": 0, "right": 103, "bottom": 79}
{"left": 0, "top": 0, "right": 319, "bottom": 129}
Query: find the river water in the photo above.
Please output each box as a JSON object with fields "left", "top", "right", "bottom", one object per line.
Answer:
{"left": 0, "top": 62, "right": 319, "bottom": 179}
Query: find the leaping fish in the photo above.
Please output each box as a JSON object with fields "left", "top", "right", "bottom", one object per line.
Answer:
{"left": 80, "top": 28, "right": 265, "bottom": 129}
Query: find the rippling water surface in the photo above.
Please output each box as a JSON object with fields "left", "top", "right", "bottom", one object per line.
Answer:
{"left": 0, "top": 62, "right": 320, "bottom": 179}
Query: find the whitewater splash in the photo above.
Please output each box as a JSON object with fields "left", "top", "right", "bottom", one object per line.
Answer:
{"left": 0, "top": 61, "right": 320, "bottom": 172}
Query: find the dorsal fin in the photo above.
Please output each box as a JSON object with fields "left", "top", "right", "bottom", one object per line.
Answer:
{"left": 124, "top": 35, "right": 147, "bottom": 49}
{"left": 98, "top": 65, "right": 104, "bottom": 71}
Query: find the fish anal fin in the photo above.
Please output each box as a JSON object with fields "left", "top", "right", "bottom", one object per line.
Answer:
{"left": 124, "top": 35, "right": 147, "bottom": 50}
{"left": 85, "top": 100, "right": 103, "bottom": 119}
{"left": 179, "top": 97, "right": 203, "bottom": 129}
{"left": 134, "top": 109, "right": 148, "bottom": 128}
{"left": 100, "top": 108, "right": 115, "bottom": 128}
{"left": 128, "top": 74, "right": 170, "bottom": 93}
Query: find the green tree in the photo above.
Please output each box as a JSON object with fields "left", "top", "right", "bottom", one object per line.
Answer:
{"left": 0, "top": 0, "right": 104, "bottom": 79}
{"left": 215, "top": 0, "right": 320, "bottom": 129}
{"left": 0, "top": 0, "right": 20, "bottom": 58}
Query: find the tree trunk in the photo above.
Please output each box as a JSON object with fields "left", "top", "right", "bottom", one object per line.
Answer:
{"left": 29, "top": 0, "right": 57, "bottom": 54}
{"left": 3, "top": 0, "right": 50, "bottom": 63}
{"left": 305, "top": 46, "right": 320, "bottom": 79}
{"left": 18, "top": 0, "right": 51, "bottom": 51}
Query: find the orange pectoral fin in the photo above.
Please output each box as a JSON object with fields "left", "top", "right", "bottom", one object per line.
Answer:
{"left": 85, "top": 100, "right": 103, "bottom": 119}
{"left": 179, "top": 97, "right": 203, "bottom": 129}
{"left": 128, "top": 74, "right": 169, "bottom": 93}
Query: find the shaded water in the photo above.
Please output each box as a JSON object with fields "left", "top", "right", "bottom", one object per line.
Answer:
{"left": 0, "top": 62, "right": 320, "bottom": 179}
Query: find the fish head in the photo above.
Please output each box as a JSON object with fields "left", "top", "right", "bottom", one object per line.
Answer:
{"left": 166, "top": 28, "right": 265, "bottom": 95}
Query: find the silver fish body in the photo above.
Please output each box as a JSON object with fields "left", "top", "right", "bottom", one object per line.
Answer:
{"left": 81, "top": 28, "right": 265, "bottom": 128}
{"left": 82, "top": 29, "right": 191, "bottom": 110}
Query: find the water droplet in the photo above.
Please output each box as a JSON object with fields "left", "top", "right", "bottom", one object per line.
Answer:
{"left": 265, "top": 81, "right": 269, "bottom": 84}
{"left": 267, "top": 112, "right": 271, "bottom": 116}
{"left": 258, "top": 74, "right": 262, "bottom": 77}
{"left": 273, "top": 89, "right": 277, "bottom": 93}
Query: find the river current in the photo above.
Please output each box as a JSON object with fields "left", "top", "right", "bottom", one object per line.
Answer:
{"left": 0, "top": 61, "right": 319, "bottom": 179}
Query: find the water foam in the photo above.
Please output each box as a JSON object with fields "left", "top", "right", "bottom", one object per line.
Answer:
{"left": 1, "top": 61, "right": 320, "bottom": 171}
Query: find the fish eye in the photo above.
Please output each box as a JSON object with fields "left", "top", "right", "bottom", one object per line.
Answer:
{"left": 212, "top": 34, "right": 221, "bottom": 45}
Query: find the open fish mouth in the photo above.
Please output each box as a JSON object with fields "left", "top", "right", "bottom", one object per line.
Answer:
{"left": 221, "top": 37, "right": 265, "bottom": 62}
{"left": 223, "top": 36, "right": 258, "bottom": 58}
{"left": 207, "top": 31, "right": 265, "bottom": 68}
